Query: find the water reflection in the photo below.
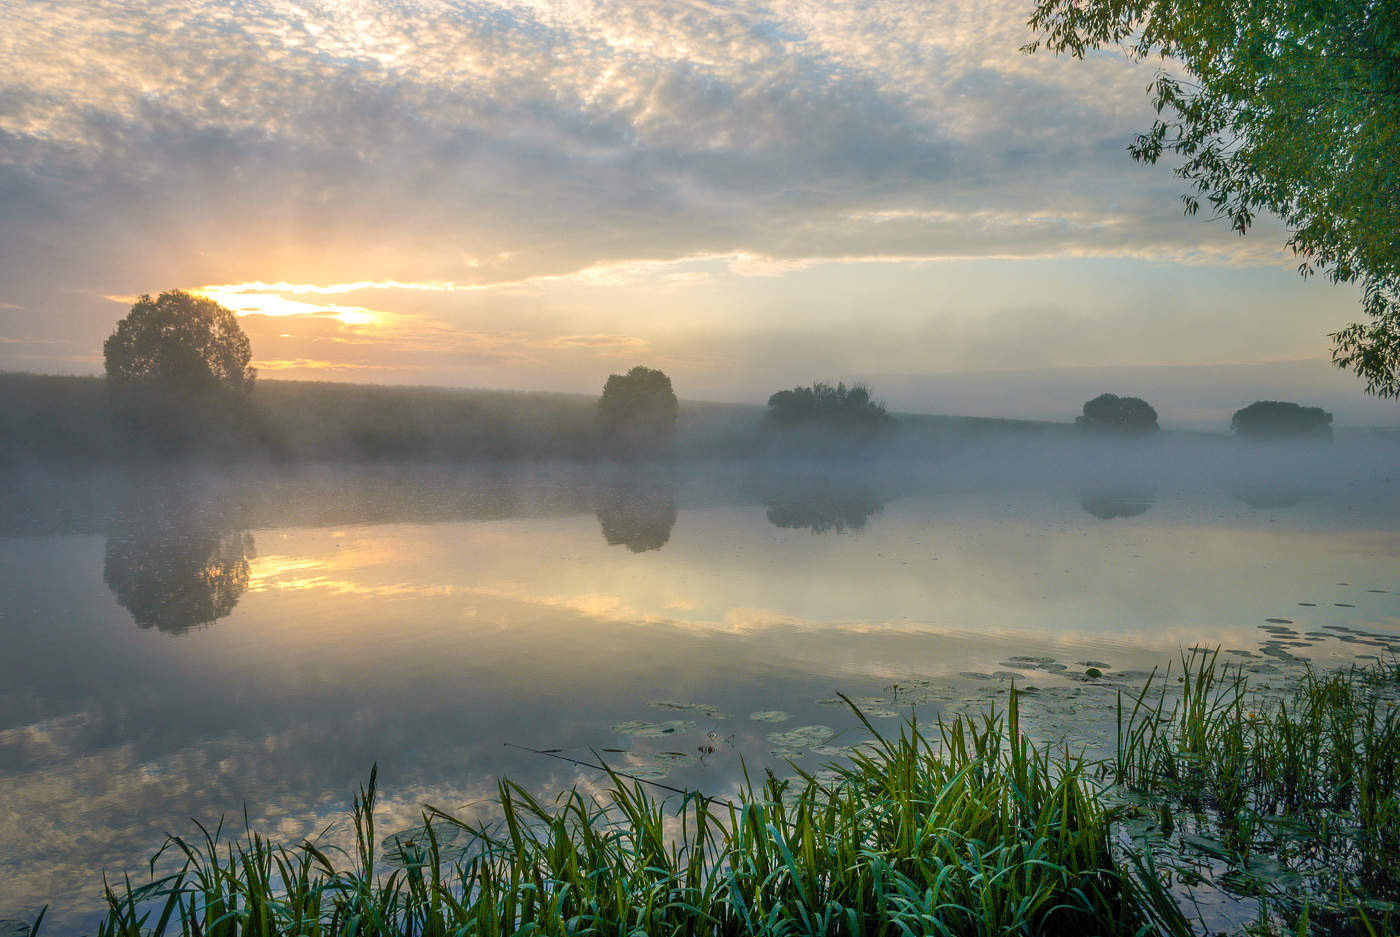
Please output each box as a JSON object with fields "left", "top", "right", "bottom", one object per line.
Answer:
{"left": 104, "top": 511, "right": 255, "bottom": 634}
{"left": 5, "top": 455, "right": 1400, "bottom": 932}
{"left": 1077, "top": 488, "right": 1156, "bottom": 520}
{"left": 595, "top": 479, "right": 677, "bottom": 552}
{"left": 1232, "top": 481, "right": 1324, "bottom": 509}
{"left": 762, "top": 484, "right": 886, "bottom": 533}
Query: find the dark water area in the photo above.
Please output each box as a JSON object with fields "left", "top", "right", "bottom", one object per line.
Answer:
{"left": 2, "top": 440, "right": 1398, "bottom": 932}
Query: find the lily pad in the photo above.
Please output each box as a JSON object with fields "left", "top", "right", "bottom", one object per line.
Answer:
{"left": 749, "top": 710, "right": 790, "bottom": 722}
{"left": 767, "top": 724, "right": 835, "bottom": 749}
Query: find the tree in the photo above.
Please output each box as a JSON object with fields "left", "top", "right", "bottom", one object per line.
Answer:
{"left": 1025, "top": 0, "right": 1400, "bottom": 395}
{"left": 764, "top": 382, "right": 895, "bottom": 434}
{"left": 595, "top": 366, "right": 679, "bottom": 455}
{"left": 1075, "top": 393, "right": 1159, "bottom": 434}
{"left": 1230, "top": 400, "right": 1333, "bottom": 439}
{"left": 104, "top": 290, "right": 256, "bottom": 395}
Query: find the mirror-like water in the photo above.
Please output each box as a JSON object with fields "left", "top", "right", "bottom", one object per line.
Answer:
{"left": 2, "top": 448, "right": 1398, "bottom": 931}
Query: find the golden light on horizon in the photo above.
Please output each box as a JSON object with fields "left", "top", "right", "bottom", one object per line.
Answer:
{"left": 193, "top": 286, "right": 382, "bottom": 328}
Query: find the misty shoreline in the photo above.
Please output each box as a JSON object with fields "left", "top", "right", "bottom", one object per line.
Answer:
{"left": 4, "top": 371, "right": 1393, "bottom": 469}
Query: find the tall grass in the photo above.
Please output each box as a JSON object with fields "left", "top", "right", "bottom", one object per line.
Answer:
{"left": 1113, "top": 650, "right": 1400, "bottom": 934}
{"left": 91, "top": 696, "right": 1180, "bottom": 937}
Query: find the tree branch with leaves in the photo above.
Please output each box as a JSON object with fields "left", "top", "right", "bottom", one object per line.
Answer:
{"left": 1025, "top": 0, "right": 1400, "bottom": 395}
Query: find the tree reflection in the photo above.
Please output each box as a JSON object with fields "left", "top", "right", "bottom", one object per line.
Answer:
{"left": 1078, "top": 490, "right": 1155, "bottom": 519}
{"left": 104, "top": 512, "right": 255, "bottom": 634}
{"left": 1075, "top": 473, "right": 1156, "bottom": 520}
{"left": 1232, "top": 481, "right": 1321, "bottom": 509}
{"left": 595, "top": 482, "right": 677, "bottom": 552}
{"left": 763, "top": 485, "right": 885, "bottom": 534}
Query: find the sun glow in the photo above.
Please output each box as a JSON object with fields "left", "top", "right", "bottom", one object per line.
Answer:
{"left": 194, "top": 286, "right": 381, "bottom": 328}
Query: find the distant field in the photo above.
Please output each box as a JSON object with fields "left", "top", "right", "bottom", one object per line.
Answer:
{"left": 0, "top": 371, "right": 1079, "bottom": 464}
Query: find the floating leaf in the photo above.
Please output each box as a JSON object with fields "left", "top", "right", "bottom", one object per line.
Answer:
{"left": 767, "top": 725, "right": 835, "bottom": 749}
{"left": 749, "top": 710, "right": 790, "bottom": 722}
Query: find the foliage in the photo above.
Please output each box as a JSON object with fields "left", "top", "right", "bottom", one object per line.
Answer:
{"left": 764, "top": 382, "right": 895, "bottom": 436}
{"left": 595, "top": 366, "right": 680, "bottom": 456}
{"left": 104, "top": 291, "right": 255, "bottom": 396}
{"left": 1113, "top": 650, "right": 1400, "bottom": 934}
{"left": 1024, "top": 0, "right": 1400, "bottom": 396}
{"left": 89, "top": 701, "right": 1175, "bottom": 937}
{"left": 1076, "top": 393, "right": 1160, "bottom": 434}
{"left": 1230, "top": 400, "right": 1333, "bottom": 439}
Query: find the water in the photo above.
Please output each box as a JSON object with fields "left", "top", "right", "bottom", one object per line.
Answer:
{"left": 2, "top": 448, "right": 1398, "bottom": 931}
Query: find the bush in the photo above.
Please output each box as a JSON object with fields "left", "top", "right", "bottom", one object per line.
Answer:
{"left": 764, "top": 382, "right": 894, "bottom": 436}
{"left": 1075, "top": 393, "right": 1159, "bottom": 434}
{"left": 1230, "top": 400, "right": 1333, "bottom": 440}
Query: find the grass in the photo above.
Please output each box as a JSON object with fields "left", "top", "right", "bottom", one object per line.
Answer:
{"left": 22, "top": 654, "right": 1400, "bottom": 936}
{"left": 86, "top": 695, "right": 1180, "bottom": 937}
{"left": 1112, "top": 649, "right": 1400, "bottom": 935}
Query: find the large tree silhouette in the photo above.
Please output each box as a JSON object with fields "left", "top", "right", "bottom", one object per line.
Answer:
{"left": 595, "top": 366, "right": 679, "bottom": 457}
{"left": 104, "top": 290, "right": 255, "bottom": 395}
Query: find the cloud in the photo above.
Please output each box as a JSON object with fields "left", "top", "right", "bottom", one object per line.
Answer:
{"left": 0, "top": 0, "right": 1360, "bottom": 397}
{"left": 0, "top": 0, "right": 1248, "bottom": 297}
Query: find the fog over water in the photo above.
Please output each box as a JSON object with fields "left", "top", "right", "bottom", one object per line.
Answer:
{"left": 2, "top": 436, "right": 1398, "bottom": 932}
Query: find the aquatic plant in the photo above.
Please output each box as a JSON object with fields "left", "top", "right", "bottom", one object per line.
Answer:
{"left": 1113, "top": 650, "right": 1400, "bottom": 935}
{"left": 90, "top": 696, "right": 1178, "bottom": 937}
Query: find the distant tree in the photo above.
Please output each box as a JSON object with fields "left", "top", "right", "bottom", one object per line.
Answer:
{"left": 596, "top": 366, "right": 679, "bottom": 456}
{"left": 1025, "top": 0, "right": 1400, "bottom": 397}
{"left": 1231, "top": 401, "right": 1334, "bottom": 440}
{"left": 1075, "top": 393, "right": 1159, "bottom": 434}
{"left": 104, "top": 290, "right": 256, "bottom": 395}
{"left": 764, "top": 382, "right": 895, "bottom": 436}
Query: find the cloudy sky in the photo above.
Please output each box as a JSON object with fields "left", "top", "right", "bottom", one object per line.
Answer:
{"left": 1, "top": 0, "right": 1394, "bottom": 428}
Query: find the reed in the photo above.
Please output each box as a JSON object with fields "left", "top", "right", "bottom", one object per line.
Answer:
{"left": 89, "top": 695, "right": 1180, "bottom": 937}
{"left": 1113, "top": 651, "right": 1400, "bottom": 934}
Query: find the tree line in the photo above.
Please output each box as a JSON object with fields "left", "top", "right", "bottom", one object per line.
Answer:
{"left": 102, "top": 290, "right": 1342, "bottom": 461}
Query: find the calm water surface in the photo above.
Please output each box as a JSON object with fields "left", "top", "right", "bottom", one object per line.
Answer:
{"left": 2, "top": 447, "right": 1398, "bottom": 931}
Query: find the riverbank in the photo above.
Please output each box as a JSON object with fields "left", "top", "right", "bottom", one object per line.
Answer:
{"left": 0, "top": 372, "right": 1081, "bottom": 465}
{"left": 28, "top": 653, "right": 1398, "bottom": 937}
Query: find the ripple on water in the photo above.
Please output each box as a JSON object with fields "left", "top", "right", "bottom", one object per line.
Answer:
{"left": 611, "top": 720, "right": 695, "bottom": 737}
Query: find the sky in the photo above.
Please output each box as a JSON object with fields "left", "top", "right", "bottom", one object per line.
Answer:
{"left": 1, "top": 0, "right": 1395, "bottom": 429}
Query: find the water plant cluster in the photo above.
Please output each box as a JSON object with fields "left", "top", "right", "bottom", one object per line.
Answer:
{"left": 1112, "top": 650, "right": 1400, "bottom": 935}
{"left": 35, "top": 654, "right": 1400, "bottom": 937}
